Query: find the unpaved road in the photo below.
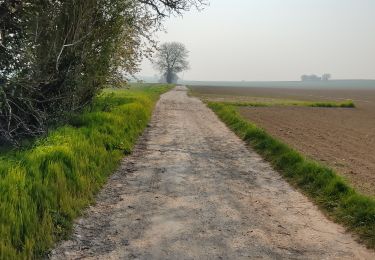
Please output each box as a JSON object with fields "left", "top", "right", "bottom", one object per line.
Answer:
{"left": 51, "top": 86, "right": 374, "bottom": 259}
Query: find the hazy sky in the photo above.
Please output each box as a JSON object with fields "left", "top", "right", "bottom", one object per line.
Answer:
{"left": 139, "top": 0, "right": 375, "bottom": 81}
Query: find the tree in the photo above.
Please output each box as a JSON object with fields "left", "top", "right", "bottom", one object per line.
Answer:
{"left": 153, "top": 42, "right": 189, "bottom": 84}
{"left": 159, "top": 71, "right": 179, "bottom": 83}
{"left": 0, "top": 0, "right": 206, "bottom": 145}
{"left": 322, "top": 73, "right": 331, "bottom": 81}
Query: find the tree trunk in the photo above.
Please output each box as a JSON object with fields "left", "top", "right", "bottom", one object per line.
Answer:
{"left": 166, "top": 70, "right": 173, "bottom": 84}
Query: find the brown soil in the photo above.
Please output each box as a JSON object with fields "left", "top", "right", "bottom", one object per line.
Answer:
{"left": 51, "top": 87, "right": 374, "bottom": 259}
{"left": 239, "top": 106, "right": 375, "bottom": 196}
{"left": 189, "top": 86, "right": 375, "bottom": 105}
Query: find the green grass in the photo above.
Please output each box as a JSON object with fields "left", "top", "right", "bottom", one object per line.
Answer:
{"left": 208, "top": 102, "right": 375, "bottom": 249}
{"left": 215, "top": 100, "right": 355, "bottom": 108}
{"left": 0, "top": 84, "right": 172, "bottom": 259}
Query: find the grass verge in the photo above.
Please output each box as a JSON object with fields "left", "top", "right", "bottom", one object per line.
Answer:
{"left": 208, "top": 102, "right": 375, "bottom": 249}
{"left": 0, "top": 84, "right": 172, "bottom": 259}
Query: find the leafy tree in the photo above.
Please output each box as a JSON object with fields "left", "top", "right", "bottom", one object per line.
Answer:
{"left": 153, "top": 42, "right": 189, "bottom": 83}
{"left": 0, "top": 0, "right": 206, "bottom": 145}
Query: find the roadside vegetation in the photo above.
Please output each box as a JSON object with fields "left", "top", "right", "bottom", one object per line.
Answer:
{"left": 208, "top": 102, "right": 375, "bottom": 249}
{"left": 0, "top": 84, "right": 171, "bottom": 259}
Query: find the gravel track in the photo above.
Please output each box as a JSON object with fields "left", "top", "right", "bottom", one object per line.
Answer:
{"left": 51, "top": 86, "right": 374, "bottom": 259}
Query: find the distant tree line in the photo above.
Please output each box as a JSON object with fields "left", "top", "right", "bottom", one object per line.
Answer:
{"left": 301, "top": 73, "right": 331, "bottom": 81}
{"left": 0, "top": 0, "right": 206, "bottom": 145}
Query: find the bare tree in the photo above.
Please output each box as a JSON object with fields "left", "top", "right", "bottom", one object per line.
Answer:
{"left": 140, "top": 0, "right": 207, "bottom": 18}
{"left": 153, "top": 42, "right": 189, "bottom": 83}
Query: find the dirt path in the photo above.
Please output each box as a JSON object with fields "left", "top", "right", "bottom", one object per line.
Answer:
{"left": 51, "top": 86, "right": 374, "bottom": 259}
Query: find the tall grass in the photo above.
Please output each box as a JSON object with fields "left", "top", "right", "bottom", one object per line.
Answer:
{"left": 0, "top": 85, "right": 172, "bottom": 259}
{"left": 208, "top": 102, "right": 375, "bottom": 249}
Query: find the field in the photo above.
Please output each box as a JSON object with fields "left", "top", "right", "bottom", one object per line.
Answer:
{"left": 190, "top": 85, "right": 375, "bottom": 197}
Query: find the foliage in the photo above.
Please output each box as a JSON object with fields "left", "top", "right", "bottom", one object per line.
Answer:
{"left": 209, "top": 102, "right": 375, "bottom": 249}
{"left": 0, "top": 84, "right": 172, "bottom": 259}
{"left": 0, "top": 0, "right": 205, "bottom": 145}
{"left": 153, "top": 42, "right": 190, "bottom": 83}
